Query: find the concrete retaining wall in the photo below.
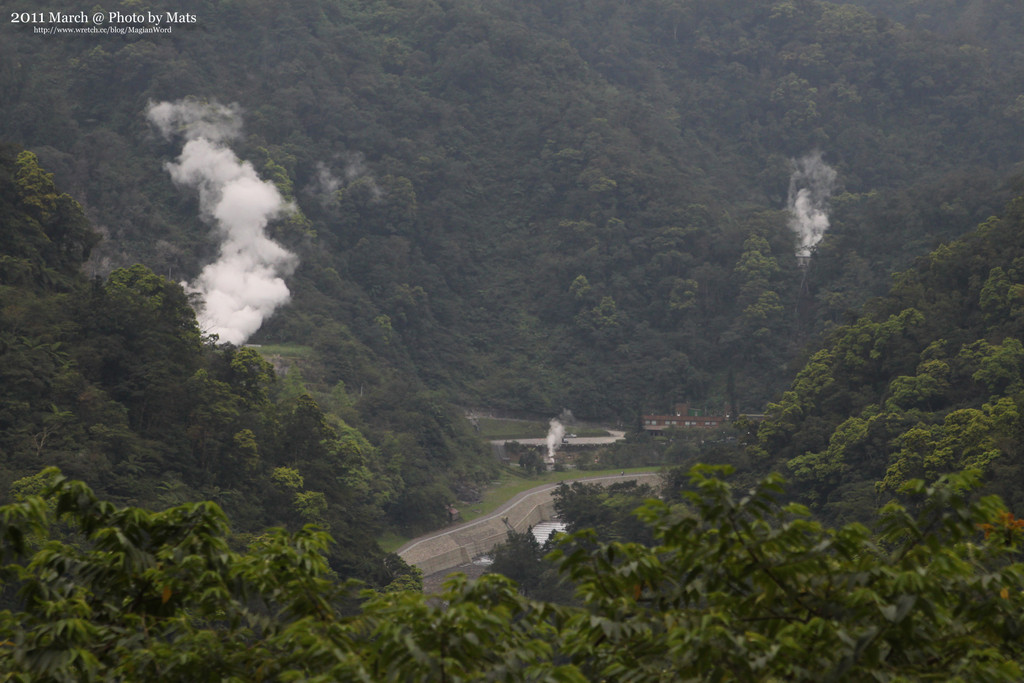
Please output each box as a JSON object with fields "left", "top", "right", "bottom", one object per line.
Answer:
{"left": 399, "top": 487, "right": 557, "bottom": 575}
{"left": 398, "top": 473, "right": 659, "bottom": 576}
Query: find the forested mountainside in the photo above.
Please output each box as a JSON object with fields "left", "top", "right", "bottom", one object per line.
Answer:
{"left": 3, "top": 0, "right": 1024, "bottom": 564}
{"left": 845, "top": 0, "right": 1024, "bottom": 40}
{"left": 0, "top": 145, "right": 471, "bottom": 584}
{"left": 2, "top": 0, "right": 1022, "bottom": 422}
{"left": 750, "top": 193, "right": 1024, "bottom": 525}
{"left": 8, "top": 3, "right": 1024, "bottom": 675}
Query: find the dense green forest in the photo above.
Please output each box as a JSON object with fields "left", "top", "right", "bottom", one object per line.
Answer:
{"left": 750, "top": 192, "right": 1024, "bottom": 524}
{"left": 0, "top": 145, "right": 469, "bottom": 585}
{"left": 5, "top": 0, "right": 1024, "bottom": 675}
{"left": 6, "top": 466, "right": 1024, "bottom": 679}
{"left": 3, "top": 0, "right": 1022, "bottom": 421}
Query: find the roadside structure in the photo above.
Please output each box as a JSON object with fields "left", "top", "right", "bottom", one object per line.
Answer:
{"left": 641, "top": 403, "right": 726, "bottom": 432}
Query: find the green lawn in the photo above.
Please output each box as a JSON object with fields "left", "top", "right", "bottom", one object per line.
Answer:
{"left": 249, "top": 343, "right": 315, "bottom": 358}
{"left": 379, "top": 466, "right": 662, "bottom": 552}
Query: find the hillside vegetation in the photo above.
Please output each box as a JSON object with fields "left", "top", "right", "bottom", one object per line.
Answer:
{"left": 3, "top": 0, "right": 1024, "bottom": 599}
{"left": 2, "top": 0, "right": 1022, "bottom": 421}
{"left": 7, "top": 1, "right": 1024, "bottom": 677}
{"left": 752, "top": 193, "right": 1024, "bottom": 524}
{"left": 6, "top": 466, "right": 1024, "bottom": 679}
{"left": 0, "top": 145, "right": 477, "bottom": 586}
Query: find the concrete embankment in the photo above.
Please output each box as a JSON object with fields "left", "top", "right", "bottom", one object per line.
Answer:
{"left": 397, "top": 472, "right": 661, "bottom": 576}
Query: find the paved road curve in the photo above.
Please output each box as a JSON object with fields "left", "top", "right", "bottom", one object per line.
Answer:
{"left": 395, "top": 470, "right": 661, "bottom": 559}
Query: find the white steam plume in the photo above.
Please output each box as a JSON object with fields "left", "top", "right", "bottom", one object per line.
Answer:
{"left": 343, "top": 151, "right": 383, "bottom": 200}
{"left": 545, "top": 418, "right": 565, "bottom": 466}
{"left": 147, "top": 99, "right": 297, "bottom": 345}
{"left": 310, "top": 161, "right": 342, "bottom": 204}
{"left": 787, "top": 151, "right": 838, "bottom": 259}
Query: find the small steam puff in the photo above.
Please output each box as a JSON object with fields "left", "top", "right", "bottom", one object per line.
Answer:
{"left": 147, "top": 100, "right": 297, "bottom": 345}
{"left": 545, "top": 419, "right": 565, "bottom": 466}
{"left": 787, "top": 152, "right": 837, "bottom": 259}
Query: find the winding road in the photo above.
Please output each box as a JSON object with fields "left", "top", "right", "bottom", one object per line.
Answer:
{"left": 396, "top": 470, "right": 661, "bottom": 579}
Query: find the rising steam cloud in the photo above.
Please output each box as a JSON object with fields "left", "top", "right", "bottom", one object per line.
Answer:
{"left": 545, "top": 418, "right": 565, "bottom": 466}
{"left": 787, "top": 152, "right": 838, "bottom": 259}
{"left": 147, "top": 99, "right": 297, "bottom": 345}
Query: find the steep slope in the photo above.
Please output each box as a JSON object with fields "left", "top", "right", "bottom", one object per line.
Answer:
{"left": 1, "top": 0, "right": 1022, "bottom": 419}
{"left": 0, "top": 145, "right": 463, "bottom": 584}
{"left": 754, "top": 191, "right": 1024, "bottom": 523}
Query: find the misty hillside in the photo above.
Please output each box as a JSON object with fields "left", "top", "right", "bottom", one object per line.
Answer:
{"left": 2, "top": 0, "right": 1023, "bottom": 419}
{"left": 8, "top": 1, "right": 1024, "bottom": 675}
{"left": 744, "top": 193, "right": 1024, "bottom": 525}
{"left": 0, "top": 142, "right": 489, "bottom": 584}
